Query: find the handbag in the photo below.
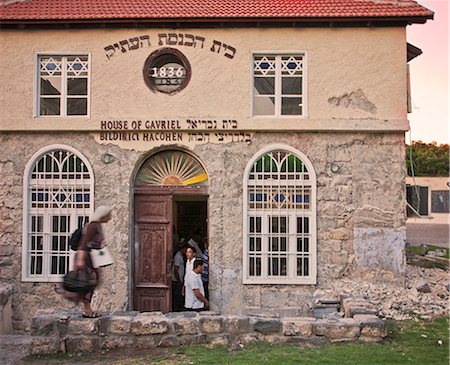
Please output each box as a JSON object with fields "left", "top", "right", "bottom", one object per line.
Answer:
{"left": 63, "top": 270, "right": 97, "bottom": 293}
{"left": 90, "top": 246, "right": 114, "bottom": 268}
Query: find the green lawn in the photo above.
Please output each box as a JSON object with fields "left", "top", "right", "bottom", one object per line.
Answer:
{"left": 407, "top": 244, "right": 449, "bottom": 259}
{"left": 176, "top": 317, "right": 449, "bottom": 365}
{"left": 25, "top": 316, "right": 449, "bottom": 365}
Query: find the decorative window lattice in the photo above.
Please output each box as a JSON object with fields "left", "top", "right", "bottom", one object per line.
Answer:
{"left": 38, "top": 55, "right": 89, "bottom": 116}
{"left": 246, "top": 150, "right": 315, "bottom": 283}
{"left": 25, "top": 148, "right": 93, "bottom": 281}
{"left": 136, "top": 150, "right": 208, "bottom": 186}
{"left": 253, "top": 54, "right": 304, "bottom": 116}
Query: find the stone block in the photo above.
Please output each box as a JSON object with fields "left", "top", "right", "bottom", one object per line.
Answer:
{"left": 282, "top": 317, "right": 314, "bottom": 337}
{"left": 171, "top": 317, "right": 199, "bottom": 335}
{"left": 135, "top": 335, "right": 160, "bottom": 349}
{"left": 159, "top": 335, "right": 182, "bottom": 347}
{"left": 233, "top": 333, "right": 264, "bottom": 345}
{"left": 102, "top": 336, "right": 136, "bottom": 350}
{"left": 342, "top": 298, "right": 378, "bottom": 318}
{"left": 209, "top": 333, "right": 231, "bottom": 346}
{"left": 30, "top": 336, "right": 60, "bottom": 355}
{"left": 31, "top": 315, "right": 57, "bottom": 336}
{"left": 199, "top": 316, "right": 223, "bottom": 333}
{"left": 65, "top": 337, "right": 103, "bottom": 353}
{"left": 294, "top": 336, "right": 328, "bottom": 346}
{"left": 108, "top": 315, "right": 133, "bottom": 334}
{"left": 223, "top": 316, "right": 250, "bottom": 334}
{"left": 179, "top": 334, "right": 208, "bottom": 345}
{"left": 68, "top": 318, "right": 100, "bottom": 335}
{"left": 312, "top": 319, "right": 360, "bottom": 339}
{"left": 253, "top": 318, "right": 282, "bottom": 335}
{"left": 131, "top": 316, "right": 170, "bottom": 335}
{"left": 313, "top": 305, "right": 339, "bottom": 319}
{"left": 353, "top": 314, "right": 387, "bottom": 338}
{"left": 329, "top": 228, "right": 349, "bottom": 241}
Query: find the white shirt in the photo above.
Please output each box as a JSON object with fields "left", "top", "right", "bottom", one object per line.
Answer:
{"left": 184, "top": 270, "right": 205, "bottom": 309}
{"left": 185, "top": 257, "right": 195, "bottom": 283}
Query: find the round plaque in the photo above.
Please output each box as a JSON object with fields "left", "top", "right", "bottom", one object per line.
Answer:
{"left": 143, "top": 48, "right": 191, "bottom": 94}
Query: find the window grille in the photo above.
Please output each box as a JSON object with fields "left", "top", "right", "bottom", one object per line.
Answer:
{"left": 37, "top": 54, "right": 89, "bottom": 116}
{"left": 23, "top": 146, "right": 93, "bottom": 282}
{"left": 253, "top": 54, "right": 305, "bottom": 116}
{"left": 244, "top": 147, "right": 316, "bottom": 284}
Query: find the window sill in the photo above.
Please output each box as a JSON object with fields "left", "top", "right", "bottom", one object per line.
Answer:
{"left": 243, "top": 277, "right": 316, "bottom": 285}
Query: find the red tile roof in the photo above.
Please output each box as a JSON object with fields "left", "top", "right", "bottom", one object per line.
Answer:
{"left": 0, "top": 0, "right": 433, "bottom": 23}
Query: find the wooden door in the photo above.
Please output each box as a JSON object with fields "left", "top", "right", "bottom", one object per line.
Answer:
{"left": 134, "top": 193, "right": 172, "bottom": 312}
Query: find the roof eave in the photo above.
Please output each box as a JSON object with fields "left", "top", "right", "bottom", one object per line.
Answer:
{"left": 0, "top": 14, "right": 434, "bottom": 28}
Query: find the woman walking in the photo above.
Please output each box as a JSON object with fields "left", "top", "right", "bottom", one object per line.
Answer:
{"left": 74, "top": 205, "right": 112, "bottom": 318}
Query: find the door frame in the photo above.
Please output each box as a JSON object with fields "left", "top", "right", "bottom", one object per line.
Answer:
{"left": 131, "top": 185, "right": 208, "bottom": 311}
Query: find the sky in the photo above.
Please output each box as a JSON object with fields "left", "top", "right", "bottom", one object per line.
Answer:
{"left": 406, "top": 0, "right": 449, "bottom": 145}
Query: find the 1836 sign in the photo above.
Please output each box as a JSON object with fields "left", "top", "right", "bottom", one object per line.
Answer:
{"left": 143, "top": 48, "right": 191, "bottom": 94}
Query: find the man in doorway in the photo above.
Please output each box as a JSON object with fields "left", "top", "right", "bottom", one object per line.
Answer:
{"left": 182, "top": 245, "right": 195, "bottom": 298}
{"left": 185, "top": 245, "right": 196, "bottom": 275}
{"left": 184, "top": 259, "right": 209, "bottom": 311}
{"left": 171, "top": 243, "right": 188, "bottom": 311}
{"left": 187, "top": 229, "right": 203, "bottom": 258}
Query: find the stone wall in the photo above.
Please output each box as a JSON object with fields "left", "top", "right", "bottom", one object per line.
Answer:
{"left": 0, "top": 131, "right": 407, "bottom": 330}
{"left": 28, "top": 305, "right": 387, "bottom": 356}
{"left": 0, "top": 281, "right": 13, "bottom": 334}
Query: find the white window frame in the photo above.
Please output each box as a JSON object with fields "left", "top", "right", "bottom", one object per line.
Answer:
{"left": 22, "top": 145, "right": 94, "bottom": 282}
{"left": 251, "top": 51, "right": 308, "bottom": 118}
{"left": 243, "top": 144, "right": 317, "bottom": 285}
{"left": 34, "top": 52, "right": 91, "bottom": 118}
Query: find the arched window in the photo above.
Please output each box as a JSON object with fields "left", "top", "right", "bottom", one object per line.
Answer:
{"left": 243, "top": 146, "right": 316, "bottom": 284}
{"left": 22, "top": 146, "right": 94, "bottom": 282}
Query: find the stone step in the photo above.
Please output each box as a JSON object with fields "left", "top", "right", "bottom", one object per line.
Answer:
{"left": 0, "top": 334, "right": 59, "bottom": 365}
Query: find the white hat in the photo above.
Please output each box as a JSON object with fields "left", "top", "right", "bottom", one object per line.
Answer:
{"left": 91, "top": 206, "right": 112, "bottom": 222}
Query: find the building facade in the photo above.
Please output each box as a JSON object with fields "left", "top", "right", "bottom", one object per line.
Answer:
{"left": 0, "top": 0, "right": 432, "bottom": 330}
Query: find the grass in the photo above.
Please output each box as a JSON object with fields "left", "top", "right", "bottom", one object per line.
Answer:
{"left": 23, "top": 316, "right": 449, "bottom": 365}
{"left": 406, "top": 244, "right": 449, "bottom": 259}
{"left": 406, "top": 244, "right": 449, "bottom": 270}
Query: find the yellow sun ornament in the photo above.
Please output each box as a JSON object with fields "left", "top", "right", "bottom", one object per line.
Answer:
{"left": 136, "top": 151, "right": 208, "bottom": 186}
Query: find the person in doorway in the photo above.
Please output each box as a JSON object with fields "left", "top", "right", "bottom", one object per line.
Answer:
{"left": 185, "top": 245, "right": 196, "bottom": 274}
{"left": 182, "top": 245, "right": 195, "bottom": 298}
{"left": 184, "top": 259, "right": 209, "bottom": 311}
{"left": 73, "top": 205, "right": 112, "bottom": 318}
{"left": 171, "top": 243, "right": 188, "bottom": 311}
{"left": 187, "top": 229, "right": 203, "bottom": 258}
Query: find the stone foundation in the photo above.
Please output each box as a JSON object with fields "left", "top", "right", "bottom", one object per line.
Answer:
{"left": 24, "top": 296, "right": 387, "bottom": 357}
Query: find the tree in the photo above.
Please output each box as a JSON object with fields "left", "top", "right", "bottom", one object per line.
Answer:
{"left": 406, "top": 141, "right": 449, "bottom": 177}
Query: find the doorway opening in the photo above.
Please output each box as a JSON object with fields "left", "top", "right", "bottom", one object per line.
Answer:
{"left": 132, "top": 149, "right": 208, "bottom": 313}
{"left": 172, "top": 196, "right": 208, "bottom": 311}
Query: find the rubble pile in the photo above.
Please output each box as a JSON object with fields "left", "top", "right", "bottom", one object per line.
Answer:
{"left": 317, "top": 266, "right": 449, "bottom": 321}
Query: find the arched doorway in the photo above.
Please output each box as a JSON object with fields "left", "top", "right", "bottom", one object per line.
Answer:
{"left": 132, "top": 149, "right": 208, "bottom": 312}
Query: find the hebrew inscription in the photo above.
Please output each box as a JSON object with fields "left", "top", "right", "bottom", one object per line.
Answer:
{"left": 98, "top": 118, "right": 251, "bottom": 145}
{"left": 104, "top": 33, "right": 236, "bottom": 60}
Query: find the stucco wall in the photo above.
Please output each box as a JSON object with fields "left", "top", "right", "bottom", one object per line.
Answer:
{"left": 0, "top": 131, "right": 406, "bottom": 329}
{"left": 0, "top": 27, "right": 407, "bottom": 133}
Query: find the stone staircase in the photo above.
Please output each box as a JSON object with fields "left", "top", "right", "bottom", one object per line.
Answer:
{"left": 0, "top": 296, "right": 387, "bottom": 364}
